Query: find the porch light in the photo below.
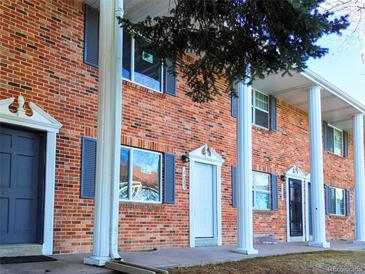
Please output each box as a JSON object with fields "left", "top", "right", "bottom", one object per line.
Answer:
{"left": 181, "top": 154, "right": 190, "bottom": 163}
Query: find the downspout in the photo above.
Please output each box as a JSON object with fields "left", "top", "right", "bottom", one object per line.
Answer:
{"left": 110, "top": 0, "right": 124, "bottom": 260}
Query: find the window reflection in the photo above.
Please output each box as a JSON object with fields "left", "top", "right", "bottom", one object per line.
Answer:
{"left": 119, "top": 147, "right": 161, "bottom": 203}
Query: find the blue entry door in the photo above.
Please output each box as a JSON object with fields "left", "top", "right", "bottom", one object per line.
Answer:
{"left": 0, "top": 125, "right": 43, "bottom": 244}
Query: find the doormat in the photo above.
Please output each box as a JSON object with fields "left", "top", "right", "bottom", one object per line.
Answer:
{"left": 0, "top": 255, "right": 57, "bottom": 264}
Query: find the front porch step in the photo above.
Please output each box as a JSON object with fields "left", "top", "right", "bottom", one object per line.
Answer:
{"left": 0, "top": 244, "right": 42, "bottom": 257}
{"left": 254, "top": 234, "right": 279, "bottom": 245}
{"left": 106, "top": 260, "right": 168, "bottom": 274}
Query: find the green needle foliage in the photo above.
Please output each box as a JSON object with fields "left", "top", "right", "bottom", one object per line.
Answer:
{"left": 118, "top": 0, "right": 349, "bottom": 103}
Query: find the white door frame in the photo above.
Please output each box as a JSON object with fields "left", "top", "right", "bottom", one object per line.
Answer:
{"left": 285, "top": 166, "right": 306, "bottom": 242}
{"left": 304, "top": 173, "right": 312, "bottom": 242}
{"left": 189, "top": 144, "right": 224, "bottom": 248}
{"left": 0, "top": 96, "right": 62, "bottom": 255}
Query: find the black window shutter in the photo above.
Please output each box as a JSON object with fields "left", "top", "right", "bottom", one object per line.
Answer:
{"left": 345, "top": 189, "right": 350, "bottom": 216}
{"left": 343, "top": 131, "right": 349, "bottom": 158}
{"left": 163, "top": 153, "right": 176, "bottom": 204}
{"left": 269, "top": 96, "right": 277, "bottom": 131}
{"left": 271, "top": 174, "right": 278, "bottom": 210}
{"left": 80, "top": 137, "right": 97, "bottom": 199}
{"left": 323, "top": 121, "right": 328, "bottom": 150}
{"left": 231, "top": 96, "right": 238, "bottom": 118}
{"left": 325, "top": 123, "right": 334, "bottom": 152}
{"left": 84, "top": 5, "right": 99, "bottom": 67}
{"left": 164, "top": 59, "right": 176, "bottom": 96}
{"left": 231, "top": 166, "right": 237, "bottom": 208}
{"left": 324, "top": 185, "right": 330, "bottom": 215}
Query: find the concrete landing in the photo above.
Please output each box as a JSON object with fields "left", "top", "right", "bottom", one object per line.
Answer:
{"left": 119, "top": 241, "right": 365, "bottom": 269}
{"left": 0, "top": 253, "right": 117, "bottom": 274}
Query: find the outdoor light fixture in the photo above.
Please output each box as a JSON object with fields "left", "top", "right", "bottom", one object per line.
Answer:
{"left": 181, "top": 154, "right": 190, "bottom": 163}
{"left": 280, "top": 175, "right": 286, "bottom": 181}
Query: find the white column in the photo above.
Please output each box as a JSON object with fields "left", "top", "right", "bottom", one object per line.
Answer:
{"left": 84, "top": 0, "right": 123, "bottom": 266}
{"left": 353, "top": 113, "right": 365, "bottom": 244}
{"left": 308, "top": 86, "right": 330, "bottom": 248}
{"left": 235, "top": 80, "right": 258, "bottom": 255}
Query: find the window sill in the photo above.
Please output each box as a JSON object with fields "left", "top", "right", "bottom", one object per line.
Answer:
{"left": 253, "top": 209, "right": 272, "bottom": 215}
{"left": 327, "top": 214, "right": 347, "bottom": 219}
{"left": 252, "top": 124, "right": 270, "bottom": 131}
{"left": 325, "top": 151, "right": 345, "bottom": 159}
{"left": 120, "top": 199, "right": 162, "bottom": 204}
{"left": 123, "top": 79, "right": 165, "bottom": 95}
{"left": 120, "top": 200, "right": 164, "bottom": 211}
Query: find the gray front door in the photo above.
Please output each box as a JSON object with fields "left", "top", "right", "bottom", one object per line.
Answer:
{"left": 0, "top": 125, "right": 43, "bottom": 244}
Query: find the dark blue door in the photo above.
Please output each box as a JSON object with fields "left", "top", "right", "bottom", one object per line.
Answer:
{"left": 0, "top": 125, "right": 43, "bottom": 244}
{"left": 289, "top": 178, "right": 303, "bottom": 237}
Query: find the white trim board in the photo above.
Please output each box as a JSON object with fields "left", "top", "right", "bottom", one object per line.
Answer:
{"left": 304, "top": 175, "right": 313, "bottom": 242}
{"left": 285, "top": 166, "right": 306, "bottom": 242}
{"left": 0, "top": 96, "right": 62, "bottom": 255}
{"left": 188, "top": 144, "right": 224, "bottom": 247}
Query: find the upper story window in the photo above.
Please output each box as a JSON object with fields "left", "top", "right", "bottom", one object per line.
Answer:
{"left": 123, "top": 32, "right": 163, "bottom": 92}
{"left": 231, "top": 86, "right": 277, "bottom": 131}
{"left": 333, "top": 126, "right": 343, "bottom": 156}
{"left": 83, "top": 6, "right": 176, "bottom": 95}
{"left": 327, "top": 186, "right": 345, "bottom": 216}
{"left": 120, "top": 146, "right": 162, "bottom": 203}
{"left": 252, "top": 90, "right": 270, "bottom": 129}
{"left": 323, "top": 122, "right": 347, "bottom": 157}
{"left": 252, "top": 171, "right": 270, "bottom": 210}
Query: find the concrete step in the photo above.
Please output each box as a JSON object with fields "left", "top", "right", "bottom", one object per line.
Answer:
{"left": 0, "top": 244, "right": 42, "bottom": 257}
{"left": 254, "top": 234, "right": 279, "bottom": 245}
{"left": 106, "top": 260, "right": 169, "bottom": 274}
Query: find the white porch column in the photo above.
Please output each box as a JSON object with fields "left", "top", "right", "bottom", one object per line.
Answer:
{"left": 236, "top": 80, "right": 258, "bottom": 255}
{"left": 353, "top": 113, "right": 365, "bottom": 244}
{"left": 84, "top": 0, "right": 124, "bottom": 266}
{"left": 308, "top": 86, "right": 330, "bottom": 248}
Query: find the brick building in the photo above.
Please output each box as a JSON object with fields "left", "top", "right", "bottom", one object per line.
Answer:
{"left": 1, "top": 0, "right": 365, "bottom": 266}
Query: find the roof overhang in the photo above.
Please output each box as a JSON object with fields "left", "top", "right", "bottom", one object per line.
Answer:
{"left": 84, "top": 0, "right": 174, "bottom": 22}
{"left": 253, "top": 69, "right": 365, "bottom": 132}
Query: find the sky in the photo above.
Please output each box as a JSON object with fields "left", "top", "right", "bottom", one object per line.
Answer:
{"left": 307, "top": 35, "right": 365, "bottom": 104}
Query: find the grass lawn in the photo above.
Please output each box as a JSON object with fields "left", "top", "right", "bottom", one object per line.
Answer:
{"left": 169, "top": 251, "right": 365, "bottom": 274}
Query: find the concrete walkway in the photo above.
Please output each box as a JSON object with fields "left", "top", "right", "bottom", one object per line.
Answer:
{"left": 1, "top": 241, "right": 365, "bottom": 274}
{"left": 120, "top": 241, "right": 365, "bottom": 269}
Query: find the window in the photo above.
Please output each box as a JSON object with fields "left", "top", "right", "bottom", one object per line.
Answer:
{"left": 252, "top": 90, "right": 269, "bottom": 129}
{"left": 328, "top": 187, "right": 345, "bottom": 216}
{"left": 325, "top": 124, "right": 344, "bottom": 156}
{"left": 333, "top": 127, "right": 343, "bottom": 156}
{"left": 119, "top": 146, "right": 162, "bottom": 203}
{"left": 122, "top": 32, "right": 163, "bottom": 92}
{"left": 252, "top": 172, "right": 270, "bottom": 210}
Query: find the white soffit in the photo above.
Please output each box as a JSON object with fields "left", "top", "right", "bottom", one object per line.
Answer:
{"left": 124, "top": 0, "right": 174, "bottom": 22}
{"left": 253, "top": 69, "right": 365, "bottom": 132}
{"left": 84, "top": 0, "right": 174, "bottom": 22}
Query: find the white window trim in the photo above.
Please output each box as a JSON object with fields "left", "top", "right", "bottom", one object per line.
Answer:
{"left": 123, "top": 34, "right": 164, "bottom": 94}
{"left": 252, "top": 89, "right": 270, "bottom": 130}
{"left": 328, "top": 124, "right": 344, "bottom": 157}
{"left": 328, "top": 186, "right": 346, "bottom": 216}
{"left": 120, "top": 145, "right": 163, "bottom": 204}
{"left": 252, "top": 171, "right": 271, "bottom": 210}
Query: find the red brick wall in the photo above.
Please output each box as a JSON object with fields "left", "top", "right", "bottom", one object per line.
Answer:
{"left": 0, "top": 0, "right": 355, "bottom": 254}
